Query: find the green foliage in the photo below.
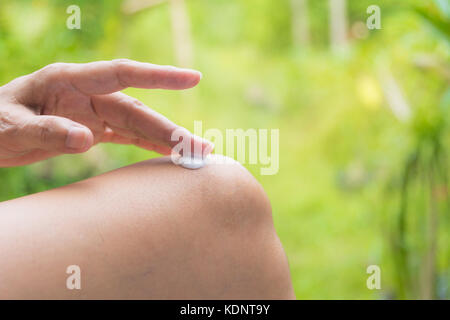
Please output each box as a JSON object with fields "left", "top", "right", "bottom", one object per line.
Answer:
{"left": 414, "top": 0, "right": 450, "bottom": 42}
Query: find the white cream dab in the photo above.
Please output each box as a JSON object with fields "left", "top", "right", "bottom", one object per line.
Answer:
{"left": 179, "top": 156, "right": 207, "bottom": 170}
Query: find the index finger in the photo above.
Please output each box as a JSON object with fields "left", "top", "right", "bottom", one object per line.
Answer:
{"left": 91, "top": 92, "right": 214, "bottom": 156}
{"left": 41, "top": 59, "right": 202, "bottom": 95}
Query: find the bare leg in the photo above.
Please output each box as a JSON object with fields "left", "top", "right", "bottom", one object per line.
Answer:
{"left": 0, "top": 155, "right": 294, "bottom": 299}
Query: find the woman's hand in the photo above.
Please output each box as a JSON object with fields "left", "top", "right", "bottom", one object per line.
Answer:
{"left": 0, "top": 59, "right": 212, "bottom": 167}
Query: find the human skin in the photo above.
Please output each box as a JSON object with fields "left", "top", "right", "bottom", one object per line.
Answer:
{"left": 0, "top": 155, "right": 295, "bottom": 299}
{"left": 0, "top": 59, "right": 212, "bottom": 167}
{"left": 0, "top": 61, "right": 295, "bottom": 299}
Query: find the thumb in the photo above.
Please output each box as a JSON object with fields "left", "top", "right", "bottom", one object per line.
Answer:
{"left": 19, "top": 115, "right": 94, "bottom": 153}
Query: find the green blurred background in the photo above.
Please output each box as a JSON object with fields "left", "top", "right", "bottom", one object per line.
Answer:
{"left": 0, "top": 0, "right": 449, "bottom": 299}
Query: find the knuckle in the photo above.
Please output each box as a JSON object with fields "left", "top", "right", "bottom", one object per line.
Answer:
{"left": 129, "top": 98, "right": 145, "bottom": 109}
{"left": 123, "top": 98, "right": 145, "bottom": 129}
{"left": 4, "top": 125, "right": 19, "bottom": 139}
{"left": 124, "top": 109, "right": 136, "bottom": 130}
{"left": 125, "top": 98, "right": 154, "bottom": 138}
{"left": 0, "top": 113, "right": 27, "bottom": 152}
{"left": 0, "top": 112, "right": 19, "bottom": 137}
{"left": 37, "top": 63, "right": 68, "bottom": 81}
{"left": 36, "top": 119, "right": 55, "bottom": 145}
{"left": 112, "top": 58, "right": 132, "bottom": 67}
{"left": 42, "top": 63, "right": 67, "bottom": 74}
{"left": 112, "top": 59, "right": 132, "bottom": 88}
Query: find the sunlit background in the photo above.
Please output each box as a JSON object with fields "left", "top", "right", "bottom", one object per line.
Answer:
{"left": 0, "top": 0, "right": 448, "bottom": 299}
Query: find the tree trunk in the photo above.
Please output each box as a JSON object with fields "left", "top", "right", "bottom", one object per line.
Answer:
{"left": 291, "top": 0, "right": 309, "bottom": 47}
{"left": 169, "top": 0, "right": 193, "bottom": 68}
{"left": 122, "top": 0, "right": 166, "bottom": 15}
{"left": 329, "top": 0, "right": 348, "bottom": 49}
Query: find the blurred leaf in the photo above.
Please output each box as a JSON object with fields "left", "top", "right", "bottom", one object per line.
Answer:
{"left": 434, "top": 0, "right": 450, "bottom": 19}
{"left": 414, "top": 1, "right": 450, "bottom": 42}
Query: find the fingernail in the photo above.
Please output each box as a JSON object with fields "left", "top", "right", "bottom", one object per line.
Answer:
{"left": 66, "top": 127, "right": 88, "bottom": 149}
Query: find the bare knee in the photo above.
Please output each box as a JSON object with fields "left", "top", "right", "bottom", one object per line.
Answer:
{"left": 160, "top": 155, "right": 295, "bottom": 299}
{"left": 79, "top": 155, "right": 294, "bottom": 299}
{"left": 0, "top": 155, "right": 293, "bottom": 299}
{"left": 194, "top": 155, "right": 274, "bottom": 230}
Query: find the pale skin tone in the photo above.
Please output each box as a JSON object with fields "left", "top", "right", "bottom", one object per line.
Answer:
{"left": 0, "top": 60, "right": 295, "bottom": 299}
